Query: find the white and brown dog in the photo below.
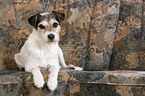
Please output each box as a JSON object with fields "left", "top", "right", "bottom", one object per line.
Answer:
{"left": 14, "top": 11, "right": 82, "bottom": 91}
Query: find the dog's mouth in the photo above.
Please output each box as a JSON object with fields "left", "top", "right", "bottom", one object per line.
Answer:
{"left": 49, "top": 39, "right": 54, "bottom": 42}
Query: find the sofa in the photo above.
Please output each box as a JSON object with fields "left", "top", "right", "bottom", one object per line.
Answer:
{"left": 0, "top": 0, "right": 144, "bottom": 96}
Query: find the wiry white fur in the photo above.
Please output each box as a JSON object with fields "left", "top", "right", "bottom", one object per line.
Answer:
{"left": 15, "top": 29, "right": 63, "bottom": 71}
{"left": 38, "top": 21, "right": 49, "bottom": 26}
{"left": 40, "top": 12, "right": 49, "bottom": 16}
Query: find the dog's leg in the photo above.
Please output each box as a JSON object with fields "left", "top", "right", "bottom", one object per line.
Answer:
{"left": 58, "top": 47, "right": 83, "bottom": 70}
{"left": 47, "top": 66, "right": 59, "bottom": 91}
{"left": 31, "top": 67, "right": 45, "bottom": 88}
{"left": 14, "top": 53, "right": 24, "bottom": 69}
{"left": 58, "top": 47, "right": 67, "bottom": 68}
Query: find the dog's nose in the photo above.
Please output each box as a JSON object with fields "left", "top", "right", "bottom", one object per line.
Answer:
{"left": 48, "top": 34, "right": 55, "bottom": 40}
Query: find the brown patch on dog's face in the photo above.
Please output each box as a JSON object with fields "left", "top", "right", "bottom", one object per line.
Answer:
{"left": 28, "top": 11, "right": 65, "bottom": 29}
{"left": 37, "top": 18, "right": 60, "bottom": 33}
{"left": 28, "top": 11, "right": 65, "bottom": 42}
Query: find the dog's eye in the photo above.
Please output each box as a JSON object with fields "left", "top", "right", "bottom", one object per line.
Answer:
{"left": 39, "top": 24, "right": 45, "bottom": 29}
{"left": 53, "top": 23, "right": 58, "bottom": 28}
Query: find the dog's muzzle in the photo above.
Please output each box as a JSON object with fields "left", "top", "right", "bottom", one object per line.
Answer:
{"left": 48, "top": 34, "right": 55, "bottom": 41}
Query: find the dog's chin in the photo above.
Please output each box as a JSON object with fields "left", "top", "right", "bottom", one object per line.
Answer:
{"left": 46, "top": 39, "right": 59, "bottom": 43}
{"left": 48, "top": 40, "right": 54, "bottom": 42}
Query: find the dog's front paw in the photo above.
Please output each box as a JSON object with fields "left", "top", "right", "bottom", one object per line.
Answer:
{"left": 33, "top": 76, "right": 45, "bottom": 88}
{"left": 66, "top": 64, "right": 83, "bottom": 70}
{"left": 75, "top": 66, "right": 83, "bottom": 70}
{"left": 66, "top": 64, "right": 75, "bottom": 69}
{"left": 47, "top": 79, "right": 57, "bottom": 91}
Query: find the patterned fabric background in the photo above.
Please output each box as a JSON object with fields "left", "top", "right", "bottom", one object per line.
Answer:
{"left": 1, "top": 70, "right": 145, "bottom": 96}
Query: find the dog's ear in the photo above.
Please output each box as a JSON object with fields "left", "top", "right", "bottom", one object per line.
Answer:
{"left": 52, "top": 11, "right": 65, "bottom": 24}
{"left": 28, "top": 14, "right": 41, "bottom": 29}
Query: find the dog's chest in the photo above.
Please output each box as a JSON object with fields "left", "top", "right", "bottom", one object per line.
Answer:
{"left": 39, "top": 45, "right": 59, "bottom": 67}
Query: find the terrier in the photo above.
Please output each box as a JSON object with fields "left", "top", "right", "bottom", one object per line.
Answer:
{"left": 14, "top": 11, "right": 82, "bottom": 91}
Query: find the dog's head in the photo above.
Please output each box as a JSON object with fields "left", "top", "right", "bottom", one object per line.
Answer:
{"left": 28, "top": 11, "right": 65, "bottom": 43}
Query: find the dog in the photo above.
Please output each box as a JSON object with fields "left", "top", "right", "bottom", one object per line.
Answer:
{"left": 14, "top": 11, "right": 82, "bottom": 91}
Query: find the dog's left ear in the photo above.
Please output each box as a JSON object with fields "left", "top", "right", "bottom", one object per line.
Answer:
{"left": 28, "top": 13, "right": 41, "bottom": 29}
{"left": 52, "top": 11, "right": 65, "bottom": 24}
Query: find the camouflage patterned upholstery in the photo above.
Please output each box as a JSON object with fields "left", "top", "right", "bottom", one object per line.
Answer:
{"left": 0, "top": 0, "right": 145, "bottom": 95}
{"left": 1, "top": 70, "right": 145, "bottom": 95}
{"left": 110, "top": 0, "right": 145, "bottom": 71}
